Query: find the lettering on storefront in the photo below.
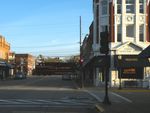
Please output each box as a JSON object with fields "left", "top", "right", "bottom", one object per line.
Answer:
{"left": 123, "top": 68, "right": 136, "bottom": 74}
{"left": 125, "top": 58, "right": 138, "bottom": 62}
{"left": 117, "top": 44, "right": 142, "bottom": 54}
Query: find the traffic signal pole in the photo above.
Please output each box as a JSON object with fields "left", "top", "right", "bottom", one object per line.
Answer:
{"left": 103, "top": 54, "right": 111, "bottom": 105}
{"left": 100, "top": 26, "right": 111, "bottom": 105}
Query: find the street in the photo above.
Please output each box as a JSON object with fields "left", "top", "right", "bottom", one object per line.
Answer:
{"left": 0, "top": 75, "right": 150, "bottom": 113}
{"left": 0, "top": 75, "right": 98, "bottom": 113}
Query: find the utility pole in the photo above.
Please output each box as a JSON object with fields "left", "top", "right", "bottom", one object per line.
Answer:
{"left": 80, "top": 16, "right": 82, "bottom": 49}
{"left": 80, "top": 16, "right": 84, "bottom": 88}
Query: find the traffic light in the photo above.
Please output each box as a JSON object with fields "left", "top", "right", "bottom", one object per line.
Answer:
{"left": 100, "top": 31, "right": 109, "bottom": 54}
{"left": 79, "top": 58, "right": 83, "bottom": 65}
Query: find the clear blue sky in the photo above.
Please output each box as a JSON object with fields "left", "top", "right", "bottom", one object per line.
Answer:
{"left": 0, "top": 0, "right": 93, "bottom": 57}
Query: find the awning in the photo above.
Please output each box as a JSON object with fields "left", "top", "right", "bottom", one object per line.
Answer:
{"left": 84, "top": 55, "right": 110, "bottom": 67}
{"left": 139, "top": 45, "right": 150, "bottom": 58}
{"left": 0, "top": 61, "right": 14, "bottom": 69}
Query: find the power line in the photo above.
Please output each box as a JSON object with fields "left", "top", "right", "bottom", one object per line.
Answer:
{"left": 12, "top": 42, "right": 79, "bottom": 48}
{"left": 0, "top": 23, "right": 78, "bottom": 28}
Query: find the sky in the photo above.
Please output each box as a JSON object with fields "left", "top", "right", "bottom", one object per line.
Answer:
{"left": 0, "top": 0, "right": 93, "bottom": 57}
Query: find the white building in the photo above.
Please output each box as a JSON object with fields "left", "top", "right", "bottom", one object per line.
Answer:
{"left": 88, "top": 0, "right": 150, "bottom": 88}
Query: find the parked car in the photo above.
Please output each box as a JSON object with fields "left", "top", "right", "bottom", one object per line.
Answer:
{"left": 14, "top": 72, "right": 26, "bottom": 80}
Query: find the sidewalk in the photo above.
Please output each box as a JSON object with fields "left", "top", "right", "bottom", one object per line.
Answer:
{"left": 74, "top": 82, "right": 150, "bottom": 113}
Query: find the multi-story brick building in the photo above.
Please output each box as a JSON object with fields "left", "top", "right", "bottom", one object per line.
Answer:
{"left": 82, "top": 0, "right": 150, "bottom": 88}
{"left": 0, "top": 35, "right": 12, "bottom": 79}
{"left": 81, "top": 23, "right": 94, "bottom": 85}
{"left": 15, "top": 54, "right": 35, "bottom": 76}
{"left": 0, "top": 35, "right": 10, "bottom": 61}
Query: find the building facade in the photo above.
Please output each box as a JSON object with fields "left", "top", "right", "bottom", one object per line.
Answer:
{"left": 0, "top": 35, "right": 12, "bottom": 79}
{"left": 81, "top": 23, "right": 94, "bottom": 85}
{"left": 0, "top": 35, "right": 10, "bottom": 61}
{"left": 82, "top": 0, "right": 150, "bottom": 88}
{"left": 15, "top": 54, "right": 35, "bottom": 76}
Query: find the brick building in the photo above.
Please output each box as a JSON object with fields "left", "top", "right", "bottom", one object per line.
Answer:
{"left": 82, "top": 0, "right": 150, "bottom": 88}
{"left": 0, "top": 35, "right": 12, "bottom": 79}
{"left": 0, "top": 35, "right": 10, "bottom": 61}
{"left": 15, "top": 54, "right": 35, "bottom": 76}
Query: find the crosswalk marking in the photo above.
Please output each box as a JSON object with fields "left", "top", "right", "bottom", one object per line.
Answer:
{"left": 0, "top": 99, "right": 21, "bottom": 104}
{"left": 15, "top": 99, "right": 41, "bottom": 104}
{"left": 0, "top": 99, "right": 96, "bottom": 106}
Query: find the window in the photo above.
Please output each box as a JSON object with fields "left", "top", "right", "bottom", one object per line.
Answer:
{"left": 139, "top": 25, "right": 144, "bottom": 41}
{"left": 117, "top": 5, "right": 121, "bottom": 14}
{"left": 101, "top": 26, "right": 106, "bottom": 32}
{"left": 126, "top": 0, "right": 135, "bottom": 13}
{"left": 96, "top": 0, "right": 99, "bottom": 3}
{"left": 96, "top": 5, "right": 99, "bottom": 43}
{"left": 117, "top": 0, "right": 122, "bottom": 14}
{"left": 126, "top": 25, "right": 135, "bottom": 38}
{"left": 117, "top": 25, "right": 121, "bottom": 42}
{"left": 117, "top": 0, "right": 122, "bottom": 4}
{"left": 139, "top": 0, "right": 144, "bottom": 13}
{"left": 126, "top": 0, "right": 134, "bottom": 4}
{"left": 139, "top": 0, "right": 144, "bottom": 3}
{"left": 101, "top": 0, "right": 107, "bottom": 15}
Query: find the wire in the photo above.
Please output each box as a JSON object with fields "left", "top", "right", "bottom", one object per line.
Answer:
{"left": 12, "top": 42, "right": 79, "bottom": 48}
{"left": 0, "top": 23, "right": 79, "bottom": 29}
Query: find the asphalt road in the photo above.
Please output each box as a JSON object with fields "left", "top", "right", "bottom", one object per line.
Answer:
{"left": 0, "top": 75, "right": 99, "bottom": 113}
{"left": 1, "top": 75, "right": 150, "bottom": 113}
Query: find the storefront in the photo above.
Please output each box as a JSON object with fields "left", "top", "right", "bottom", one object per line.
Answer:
{"left": 83, "top": 55, "right": 110, "bottom": 86}
{"left": 114, "top": 55, "right": 150, "bottom": 87}
{"left": 0, "top": 61, "right": 13, "bottom": 80}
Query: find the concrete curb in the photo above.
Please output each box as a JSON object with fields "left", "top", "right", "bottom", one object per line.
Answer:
{"left": 95, "top": 104, "right": 105, "bottom": 113}
{"left": 83, "top": 90, "right": 103, "bottom": 102}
